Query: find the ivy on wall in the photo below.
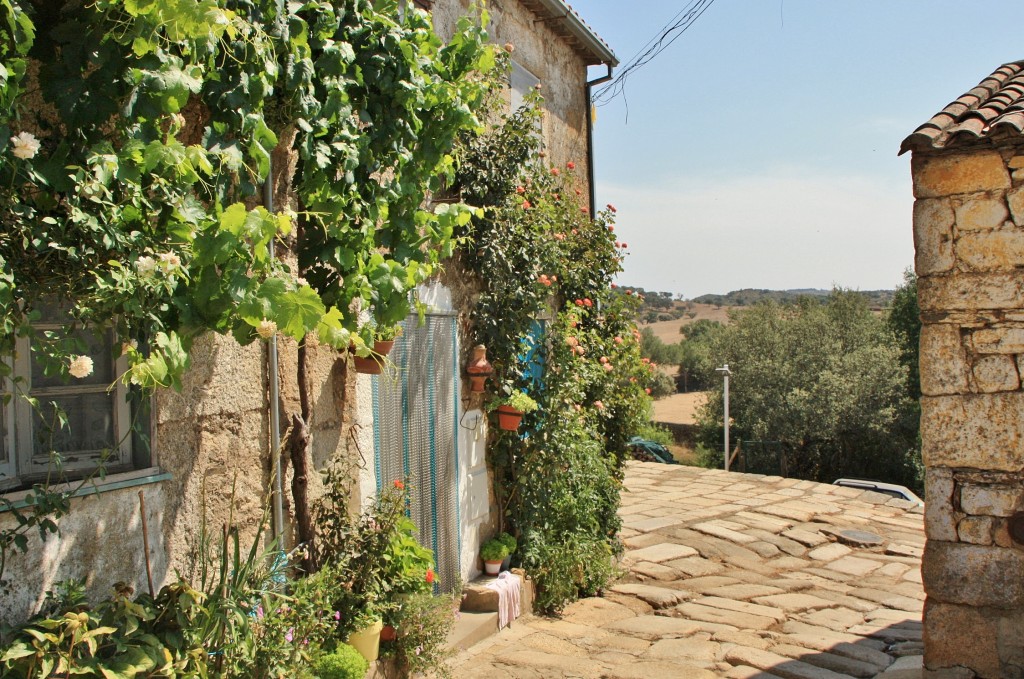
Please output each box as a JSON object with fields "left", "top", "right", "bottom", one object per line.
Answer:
{"left": 0, "top": 0, "right": 497, "bottom": 580}
{"left": 0, "top": 0, "right": 497, "bottom": 388}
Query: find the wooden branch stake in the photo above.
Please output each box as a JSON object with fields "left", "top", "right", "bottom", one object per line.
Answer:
{"left": 138, "top": 490, "right": 155, "bottom": 598}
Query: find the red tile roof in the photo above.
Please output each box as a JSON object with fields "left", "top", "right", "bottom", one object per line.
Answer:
{"left": 900, "top": 61, "right": 1024, "bottom": 155}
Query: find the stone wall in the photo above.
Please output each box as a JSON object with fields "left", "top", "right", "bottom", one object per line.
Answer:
{"left": 433, "top": 0, "right": 593, "bottom": 193}
{"left": 913, "top": 145, "right": 1024, "bottom": 678}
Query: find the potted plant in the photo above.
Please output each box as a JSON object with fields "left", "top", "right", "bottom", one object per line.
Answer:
{"left": 493, "top": 391, "right": 539, "bottom": 431}
{"left": 497, "top": 532, "right": 517, "bottom": 571}
{"left": 480, "top": 538, "right": 509, "bottom": 575}
{"left": 352, "top": 324, "right": 402, "bottom": 375}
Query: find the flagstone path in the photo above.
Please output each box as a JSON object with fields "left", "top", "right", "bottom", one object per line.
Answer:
{"left": 450, "top": 461, "right": 926, "bottom": 678}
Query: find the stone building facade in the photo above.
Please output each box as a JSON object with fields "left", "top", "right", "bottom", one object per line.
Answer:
{"left": 901, "top": 61, "right": 1024, "bottom": 678}
{"left": 0, "top": 0, "right": 615, "bottom": 628}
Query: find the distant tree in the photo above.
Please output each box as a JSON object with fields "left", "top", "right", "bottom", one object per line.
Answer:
{"left": 673, "top": 319, "right": 723, "bottom": 392}
{"left": 639, "top": 327, "right": 683, "bottom": 365}
{"left": 887, "top": 269, "right": 921, "bottom": 399}
{"left": 695, "top": 291, "right": 920, "bottom": 490}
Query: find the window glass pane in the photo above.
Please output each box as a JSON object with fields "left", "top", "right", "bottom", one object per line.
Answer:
{"left": 31, "top": 393, "right": 116, "bottom": 461}
{"left": 31, "top": 329, "right": 115, "bottom": 389}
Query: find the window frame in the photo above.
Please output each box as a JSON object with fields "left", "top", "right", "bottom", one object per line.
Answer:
{"left": 4, "top": 322, "right": 135, "bottom": 489}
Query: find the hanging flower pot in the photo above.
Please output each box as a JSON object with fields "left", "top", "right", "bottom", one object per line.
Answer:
{"left": 466, "top": 344, "right": 494, "bottom": 393}
{"left": 495, "top": 405, "right": 524, "bottom": 431}
{"left": 352, "top": 340, "right": 395, "bottom": 375}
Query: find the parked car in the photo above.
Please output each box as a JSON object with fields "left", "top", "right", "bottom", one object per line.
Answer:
{"left": 833, "top": 478, "right": 923, "bottom": 506}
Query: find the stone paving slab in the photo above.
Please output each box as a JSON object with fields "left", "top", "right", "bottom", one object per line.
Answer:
{"left": 450, "top": 462, "right": 925, "bottom": 678}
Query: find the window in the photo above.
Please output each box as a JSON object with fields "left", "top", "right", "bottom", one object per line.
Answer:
{"left": 510, "top": 60, "right": 541, "bottom": 113}
{"left": 0, "top": 304, "right": 139, "bottom": 492}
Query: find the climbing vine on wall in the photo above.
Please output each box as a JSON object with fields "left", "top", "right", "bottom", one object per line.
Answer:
{"left": 454, "top": 90, "right": 653, "bottom": 612}
{"left": 0, "top": 0, "right": 496, "bottom": 386}
{"left": 0, "top": 0, "right": 497, "bottom": 574}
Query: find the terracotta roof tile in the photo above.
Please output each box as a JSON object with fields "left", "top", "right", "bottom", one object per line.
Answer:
{"left": 900, "top": 60, "right": 1024, "bottom": 154}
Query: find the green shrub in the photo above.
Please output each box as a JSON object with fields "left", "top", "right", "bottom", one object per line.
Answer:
{"left": 313, "top": 644, "right": 368, "bottom": 679}
{"left": 497, "top": 532, "right": 517, "bottom": 554}
{"left": 480, "top": 538, "right": 509, "bottom": 562}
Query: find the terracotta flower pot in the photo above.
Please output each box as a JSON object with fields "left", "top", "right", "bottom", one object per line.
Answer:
{"left": 483, "top": 559, "right": 502, "bottom": 575}
{"left": 466, "top": 344, "right": 493, "bottom": 393}
{"left": 352, "top": 339, "right": 395, "bottom": 375}
{"left": 495, "top": 405, "right": 524, "bottom": 431}
{"left": 380, "top": 624, "right": 397, "bottom": 642}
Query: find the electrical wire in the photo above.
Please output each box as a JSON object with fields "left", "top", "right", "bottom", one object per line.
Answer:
{"left": 592, "top": 0, "right": 717, "bottom": 109}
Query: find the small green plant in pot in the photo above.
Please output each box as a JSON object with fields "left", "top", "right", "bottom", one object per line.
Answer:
{"left": 497, "top": 532, "right": 517, "bottom": 570}
{"left": 480, "top": 538, "right": 510, "bottom": 575}
{"left": 493, "top": 391, "right": 539, "bottom": 431}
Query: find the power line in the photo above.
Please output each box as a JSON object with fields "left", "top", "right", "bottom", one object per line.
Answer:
{"left": 592, "top": 0, "right": 717, "bottom": 109}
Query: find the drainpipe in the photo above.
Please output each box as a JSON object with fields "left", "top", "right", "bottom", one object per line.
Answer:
{"left": 585, "top": 63, "right": 614, "bottom": 218}
{"left": 264, "top": 162, "right": 286, "bottom": 547}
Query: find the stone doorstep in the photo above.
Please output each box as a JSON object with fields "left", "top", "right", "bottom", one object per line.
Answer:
{"left": 460, "top": 569, "right": 535, "bottom": 614}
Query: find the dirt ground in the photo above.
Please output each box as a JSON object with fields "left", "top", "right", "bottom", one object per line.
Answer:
{"left": 651, "top": 391, "right": 707, "bottom": 426}
{"left": 640, "top": 303, "right": 732, "bottom": 344}
{"left": 648, "top": 392, "right": 708, "bottom": 466}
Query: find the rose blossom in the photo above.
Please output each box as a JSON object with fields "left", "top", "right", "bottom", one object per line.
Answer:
{"left": 68, "top": 355, "right": 94, "bottom": 379}
{"left": 10, "top": 131, "right": 40, "bottom": 160}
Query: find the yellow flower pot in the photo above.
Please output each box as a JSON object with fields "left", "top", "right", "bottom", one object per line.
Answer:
{"left": 348, "top": 618, "right": 383, "bottom": 662}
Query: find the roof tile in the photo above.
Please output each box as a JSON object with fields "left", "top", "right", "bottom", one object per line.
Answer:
{"left": 901, "top": 60, "right": 1024, "bottom": 154}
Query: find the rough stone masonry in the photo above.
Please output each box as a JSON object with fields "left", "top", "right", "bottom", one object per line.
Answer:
{"left": 911, "top": 143, "right": 1024, "bottom": 678}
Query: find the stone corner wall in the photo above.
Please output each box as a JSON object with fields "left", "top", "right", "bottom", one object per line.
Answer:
{"left": 912, "top": 145, "right": 1024, "bottom": 679}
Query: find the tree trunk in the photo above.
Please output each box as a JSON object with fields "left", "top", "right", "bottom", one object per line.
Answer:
{"left": 290, "top": 340, "right": 315, "bottom": 574}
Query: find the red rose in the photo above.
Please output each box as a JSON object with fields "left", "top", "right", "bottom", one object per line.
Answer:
{"left": 425, "top": 569, "right": 435, "bottom": 584}
{"left": 551, "top": 168, "right": 560, "bottom": 176}
{"left": 567, "top": 161, "right": 576, "bottom": 170}
{"left": 516, "top": 186, "right": 525, "bottom": 194}
{"left": 394, "top": 480, "right": 404, "bottom": 489}
{"left": 522, "top": 200, "right": 531, "bottom": 209}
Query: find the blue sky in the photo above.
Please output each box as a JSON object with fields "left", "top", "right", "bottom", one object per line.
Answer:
{"left": 577, "top": 0, "right": 1024, "bottom": 298}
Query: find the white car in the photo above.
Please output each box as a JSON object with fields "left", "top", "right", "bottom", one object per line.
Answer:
{"left": 833, "top": 478, "right": 923, "bottom": 506}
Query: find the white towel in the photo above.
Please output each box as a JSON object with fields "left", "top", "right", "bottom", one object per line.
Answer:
{"left": 485, "top": 571, "right": 521, "bottom": 630}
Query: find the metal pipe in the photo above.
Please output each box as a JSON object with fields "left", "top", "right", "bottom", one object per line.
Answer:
{"left": 716, "top": 364, "right": 732, "bottom": 472}
{"left": 265, "top": 163, "right": 286, "bottom": 546}
{"left": 585, "top": 63, "right": 614, "bottom": 218}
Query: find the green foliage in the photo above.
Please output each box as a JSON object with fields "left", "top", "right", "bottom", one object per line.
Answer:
{"left": 499, "top": 390, "right": 539, "bottom": 413}
{"left": 0, "top": 524, "right": 317, "bottom": 678}
{"left": 454, "top": 91, "right": 650, "bottom": 612}
{"left": 676, "top": 319, "right": 723, "bottom": 392}
{"left": 696, "top": 290, "right": 921, "bottom": 489}
{"left": 312, "top": 644, "right": 368, "bottom": 679}
{"left": 887, "top": 269, "right": 921, "bottom": 400}
{"left": 497, "top": 532, "right": 517, "bottom": 553}
{"left": 635, "top": 422, "right": 675, "bottom": 448}
{"left": 692, "top": 288, "right": 895, "bottom": 308}
{"left": 479, "top": 538, "right": 509, "bottom": 562}
{"left": 389, "top": 590, "right": 459, "bottom": 679}
{"left": 647, "top": 369, "right": 676, "bottom": 398}
{"left": 0, "top": 0, "right": 497, "bottom": 387}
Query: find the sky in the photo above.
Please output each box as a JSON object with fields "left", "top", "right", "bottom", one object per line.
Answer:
{"left": 576, "top": 0, "right": 1024, "bottom": 298}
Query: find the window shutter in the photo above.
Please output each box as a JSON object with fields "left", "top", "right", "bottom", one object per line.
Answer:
{"left": 510, "top": 60, "right": 540, "bottom": 113}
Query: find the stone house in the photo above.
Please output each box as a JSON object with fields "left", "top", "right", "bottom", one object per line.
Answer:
{"left": 900, "top": 61, "right": 1024, "bottom": 678}
{"left": 0, "top": 1, "right": 616, "bottom": 626}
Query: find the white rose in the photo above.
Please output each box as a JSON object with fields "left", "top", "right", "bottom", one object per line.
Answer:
{"left": 10, "top": 131, "right": 41, "bottom": 160}
{"left": 158, "top": 252, "right": 181, "bottom": 272}
{"left": 135, "top": 255, "right": 157, "bottom": 278}
{"left": 68, "top": 355, "right": 94, "bottom": 379}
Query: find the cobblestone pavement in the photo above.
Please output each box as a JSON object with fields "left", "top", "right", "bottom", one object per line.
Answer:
{"left": 450, "top": 462, "right": 925, "bottom": 678}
